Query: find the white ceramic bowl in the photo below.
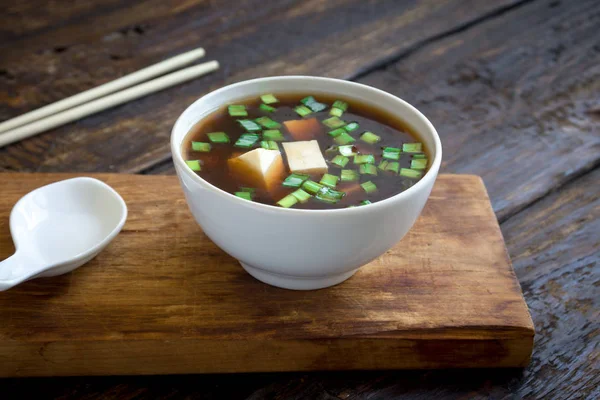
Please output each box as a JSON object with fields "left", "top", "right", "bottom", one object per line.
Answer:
{"left": 171, "top": 76, "right": 441, "bottom": 290}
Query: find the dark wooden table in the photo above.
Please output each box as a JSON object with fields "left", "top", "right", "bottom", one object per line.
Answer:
{"left": 1, "top": 0, "right": 598, "bottom": 398}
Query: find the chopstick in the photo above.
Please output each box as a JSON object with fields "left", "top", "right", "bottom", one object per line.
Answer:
{"left": 0, "top": 47, "right": 206, "bottom": 134}
{"left": 0, "top": 60, "right": 219, "bottom": 148}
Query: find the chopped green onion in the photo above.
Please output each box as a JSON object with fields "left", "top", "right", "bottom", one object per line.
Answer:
{"left": 403, "top": 143, "right": 423, "bottom": 153}
{"left": 341, "top": 169, "right": 359, "bottom": 182}
{"left": 339, "top": 145, "right": 357, "bottom": 156}
{"left": 385, "top": 161, "right": 400, "bottom": 173}
{"left": 328, "top": 128, "right": 346, "bottom": 138}
{"left": 382, "top": 147, "right": 401, "bottom": 160}
{"left": 234, "top": 133, "right": 260, "bottom": 148}
{"left": 344, "top": 122, "right": 359, "bottom": 132}
{"left": 261, "top": 94, "right": 279, "bottom": 104}
{"left": 322, "top": 116, "right": 346, "bottom": 129}
{"left": 238, "top": 119, "right": 261, "bottom": 132}
{"left": 329, "top": 107, "right": 343, "bottom": 117}
{"left": 255, "top": 116, "right": 281, "bottom": 129}
{"left": 207, "top": 132, "right": 230, "bottom": 143}
{"left": 283, "top": 173, "right": 310, "bottom": 188}
{"left": 413, "top": 153, "right": 426, "bottom": 159}
{"left": 239, "top": 187, "right": 256, "bottom": 193}
{"left": 294, "top": 105, "right": 312, "bottom": 117}
{"left": 263, "top": 129, "right": 284, "bottom": 141}
{"left": 301, "top": 96, "right": 327, "bottom": 112}
{"left": 291, "top": 189, "right": 312, "bottom": 203}
{"left": 191, "top": 142, "right": 211, "bottom": 152}
{"left": 331, "top": 155, "right": 349, "bottom": 168}
{"left": 277, "top": 194, "right": 298, "bottom": 208}
{"left": 185, "top": 160, "right": 201, "bottom": 171}
{"left": 359, "top": 164, "right": 378, "bottom": 176}
{"left": 228, "top": 105, "right": 247, "bottom": 117}
{"left": 320, "top": 173, "right": 339, "bottom": 188}
{"left": 360, "top": 200, "right": 372, "bottom": 206}
{"left": 378, "top": 160, "right": 389, "bottom": 170}
{"left": 332, "top": 100, "right": 348, "bottom": 111}
{"left": 400, "top": 168, "right": 423, "bottom": 178}
{"left": 411, "top": 158, "right": 428, "bottom": 170}
{"left": 260, "top": 140, "right": 279, "bottom": 150}
{"left": 334, "top": 132, "right": 355, "bottom": 145}
{"left": 302, "top": 180, "right": 324, "bottom": 195}
{"left": 259, "top": 103, "right": 276, "bottom": 113}
{"left": 235, "top": 191, "right": 252, "bottom": 201}
{"left": 315, "top": 187, "right": 345, "bottom": 204}
{"left": 360, "top": 131, "right": 381, "bottom": 144}
{"left": 361, "top": 181, "right": 377, "bottom": 194}
{"left": 325, "top": 145, "right": 339, "bottom": 154}
{"left": 354, "top": 154, "right": 375, "bottom": 164}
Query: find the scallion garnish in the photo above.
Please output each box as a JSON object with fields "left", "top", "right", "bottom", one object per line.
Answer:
{"left": 322, "top": 116, "right": 346, "bottom": 129}
{"left": 263, "top": 129, "right": 284, "bottom": 141}
{"left": 259, "top": 103, "right": 276, "bottom": 113}
{"left": 360, "top": 131, "right": 381, "bottom": 144}
{"left": 403, "top": 143, "right": 423, "bottom": 153}
{"left": 332, "top": 100, "right": 348, "bottom": 111}
{"left": 207, "top": 132, "right": 230, "bottom": 143}
{"left": 334, "top": 132, "right": 355, "bottom": 145}
{"left": 261, "top": 94, "right": 279, "bottom": 104}
{"left": 255, "top": 116, "right": 281, "bottom": 129}
{"left": 302, "top": 180, "right": 324, "bottom": 195}
{"left": 237, "top": 119, "right": 261, "bottom": 132}
{"left": 260, "top": 140, "right": 279, "bottom": 150}
{"left": 378, "top": 160, "right": 389, "bottom": 171}
{"left": 315, "top": 187, "right": 345, "bottom": 204}
{"left": 385, "top": 161, "right": 400, "bottom": 174}
{"left": 341, "top": 169, "right": 359, "bottom": 182}
{"left": 294, "top": 105, "right": 312, "bottom": 117}
{"left": 228, "top": 105, "right": 247, "bottom": 117}
{"left": 325, "top": 145, "right": 339, "bottom": 154}
{"left": 361, "top": 181, "right": 377, "bottom": 194}
{"left": 277, "top": 194, "right": 298, "bottom": 208}
{"left": 185, "top": 160, "right": 201, "bottom": 171}
{"left": 329, "top": 107, "right": 343, "bottom": 117}
{"left": 331, "top": 155, "right": 349, "bottom": 168}
{"left": 235, "top": 191, "right": 252, "bottom": 201}
{"left": 411, "top": 158, "right": 427, "bottom": 170}
{"left": 328, "top": 128, "right": 346, "bottom": 137}
{"left": 360, "top": 200, "right": 372, "bottom": 206}
{"left": 320, "top": 173, "right": 339, "bottom": 188}
{"left": 359, "top": 164, "right": 378, "bottom": 175}
{"left": 301, "top": 96, "right": 327, "bottom": 112}
{"left": 234, "top": 133, "right": 260, "bottom": 148}
{"left": 382, "top": 147, "right": 401, "bottom": 160}
{"left": 354, "top": 154, "right": 375, "bottom": 164}
{"left": 191, "top": 142, "right": 211, "bottom": 152}
{"left": 413, "top": 154, "right": 426, "bottom": 159}
{"left": 399, "top": 168, "right": 423, "bottom": 178}
{"left": 291, "top": 189, "right": 312, "bottom": 203}
{"left": 339, "top": 145, "right": 357, "bottom": 156}
{"left": 344, "top": 122, "right": 359, "bottom": 132}
{"left": 283, "top": 173, "right": 310, "bottom": 188}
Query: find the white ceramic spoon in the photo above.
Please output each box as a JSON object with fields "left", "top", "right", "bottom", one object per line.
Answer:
{"left": 0, "top": 177, "right": 127, "bottom": 291}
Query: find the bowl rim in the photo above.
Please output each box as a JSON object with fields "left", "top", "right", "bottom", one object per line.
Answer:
{"left": 171, "top": 75, "right": 442, "bottom": 214}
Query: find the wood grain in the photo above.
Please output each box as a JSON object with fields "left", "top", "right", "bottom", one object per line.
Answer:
{"left": 0, "top": 0, "right": 522, "bottom": 174}
{"left": 358, "top": 0, "right": 600, "bottom": 221}
{"left": 0, "top": 173, "right": 533, "bottom": 376}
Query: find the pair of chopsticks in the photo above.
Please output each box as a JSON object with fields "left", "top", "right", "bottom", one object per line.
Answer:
{"left": 0, "top": 48, "right": 219, "bottom": 148}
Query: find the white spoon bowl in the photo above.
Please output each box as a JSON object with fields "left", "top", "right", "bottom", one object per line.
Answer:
{"left": 0, "top": 177, "right": 127, "bottom": 291}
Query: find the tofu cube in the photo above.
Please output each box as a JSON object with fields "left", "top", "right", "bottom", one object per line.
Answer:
{"left": 284, "top": 118, "right": 321, "bottom": 141}
{"left": 282, "top": 140, "right": 328, "bottom": 175}
{"left": 228, "top": 148, "right": 285, "bottom": 192}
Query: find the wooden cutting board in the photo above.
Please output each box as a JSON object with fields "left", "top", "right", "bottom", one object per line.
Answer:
{"left": 0, "top": 173, "right": 533, "bottom": 377}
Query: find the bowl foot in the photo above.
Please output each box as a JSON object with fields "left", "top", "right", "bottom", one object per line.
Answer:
{"left": 239, "top": 262, "right": 357, "bottom": 290}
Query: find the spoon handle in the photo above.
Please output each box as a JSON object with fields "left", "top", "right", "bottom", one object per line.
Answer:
{"left": 0, "top": 253, "right": 43, "bottom": 291}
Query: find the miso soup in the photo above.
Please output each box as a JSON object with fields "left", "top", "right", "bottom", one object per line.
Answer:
{"left": 182, "top": 93, "right": 429, "bottom": 209}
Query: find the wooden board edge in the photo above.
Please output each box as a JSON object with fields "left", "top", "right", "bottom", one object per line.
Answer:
{"left": 1, "top": 336, "right": 534, "bottom": 377}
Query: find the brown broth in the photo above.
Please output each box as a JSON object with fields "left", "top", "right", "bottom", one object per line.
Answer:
{"left": 182, "top": 93, "right": 429, "bottom": 209}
